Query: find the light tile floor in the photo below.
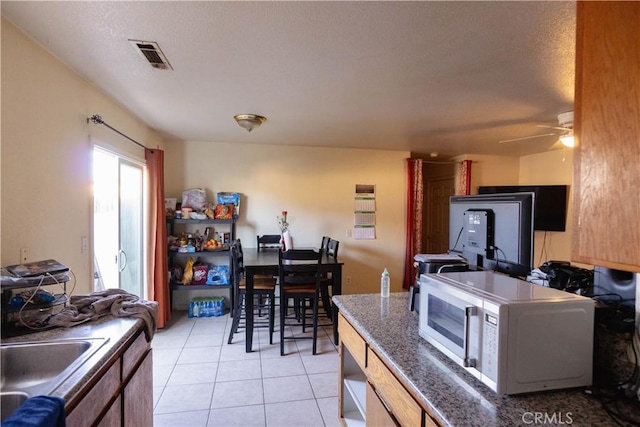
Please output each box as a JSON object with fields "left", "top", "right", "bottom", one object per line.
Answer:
{"left": 152, "top": 310, "right": 341, "bottom": 427}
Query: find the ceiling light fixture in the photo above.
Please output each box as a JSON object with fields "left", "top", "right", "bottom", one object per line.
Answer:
{"left": 560, "top": 133, "right": 575, "bottom": 147}
{"left": 234, "top": 114, "right": 267, "bottom": 132}
{"left": 557, "top": 111, "right": 574, "bottom": 147}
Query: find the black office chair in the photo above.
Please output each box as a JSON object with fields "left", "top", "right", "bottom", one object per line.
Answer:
{"left": 257, "top": 234, "right": 282, "bottom": 252}
{"left": 227, "top": 240, "right": 277, "bottom": 346}
{"left": 278, "top": 249, "right": 324, "bottom": 355}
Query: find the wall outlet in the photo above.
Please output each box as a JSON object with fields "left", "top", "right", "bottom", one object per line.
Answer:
{"left": 81, "top": 236, "right": 88, "bottom": 254}
{"left": 20, "top": 248, "right": 29, "bottom": 263}
{"left": 346, "top": 229, "right": 352, "bottom": 238}
{"left": 346, "top": 276, "right": 352, "bottom": 285}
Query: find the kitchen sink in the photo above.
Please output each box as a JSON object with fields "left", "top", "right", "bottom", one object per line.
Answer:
{"left": 0, "top": 391, "right": 28, "bottom": 419}
{"left": 0, "top": 338, "right": 108, "bottom": 421}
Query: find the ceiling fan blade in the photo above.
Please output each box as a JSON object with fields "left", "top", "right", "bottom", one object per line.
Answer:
{"left": 498, "top": 132, "right": 557, "bottom": 144}
{"left": 536, "top": 125, "right": 571, "bottom": 131}
{"left": 548, "top": 140, "right": 566, "bottom": 151}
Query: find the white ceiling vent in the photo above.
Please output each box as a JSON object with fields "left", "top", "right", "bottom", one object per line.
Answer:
{"left": 129, "top": 40, "right": 173, "bottom": 70}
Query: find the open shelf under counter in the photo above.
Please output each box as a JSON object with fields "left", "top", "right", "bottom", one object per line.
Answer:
{"left": 342, "top": 372, "right": 366, "bottom": 426}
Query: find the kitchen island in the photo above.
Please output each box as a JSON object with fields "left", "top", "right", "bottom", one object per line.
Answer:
{"left": 2, "top": 315, "right": 152, "bottom": 426}
{"left": 333, "top": 293, "right": 631, "bottom": 426}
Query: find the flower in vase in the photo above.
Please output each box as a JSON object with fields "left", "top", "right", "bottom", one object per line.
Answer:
{"left": 277, "top": 211, "right": 289, "bottom": 233}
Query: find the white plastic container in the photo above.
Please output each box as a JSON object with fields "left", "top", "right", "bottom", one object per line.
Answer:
{"left": 380, "top": 268, "right": 390, "bottom": 297}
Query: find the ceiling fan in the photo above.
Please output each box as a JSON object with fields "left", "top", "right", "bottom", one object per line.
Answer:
{"left": 499, "top": 111, "right": 575, "bottom": 147}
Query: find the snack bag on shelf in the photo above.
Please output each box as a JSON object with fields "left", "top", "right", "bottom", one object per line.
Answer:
{"left": 182, "top": 258, "right": 195, "bottom": 285}
{"left": 182, "top": 188, "right": 207, "bottom": 211}
{"left": 216, "top": 192, "right": 240, "bottom": 217}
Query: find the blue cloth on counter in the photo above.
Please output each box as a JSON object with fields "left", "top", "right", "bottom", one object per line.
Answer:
{"left": 1, "top": 395, "right": 65, "bottom": 427}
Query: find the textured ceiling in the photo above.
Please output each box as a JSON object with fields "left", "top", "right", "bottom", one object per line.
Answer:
{"left": 1, "top": 1, "right": 576, "bottom": 158}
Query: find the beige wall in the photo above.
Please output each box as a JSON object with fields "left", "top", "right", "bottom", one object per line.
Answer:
{"left": 519, "top": 149, "right": 575, "bottom": 266}
{"left": 165, "top": 140, "right": 409, "bottom": 306}
{"left": 1, "top": 19, "right": 165, "bottom": 292}
{"left": 471, "top": 155, "right": 521, "bottom": 191}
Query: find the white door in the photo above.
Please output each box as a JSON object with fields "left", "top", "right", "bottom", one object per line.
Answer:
{"left": 93, "top": 147, "right": 145, "bottom": 297}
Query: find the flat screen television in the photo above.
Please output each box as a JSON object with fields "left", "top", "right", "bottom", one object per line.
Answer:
{"left": 478, "top": 185, "right": 568, "bottom": 232}
{"left": 449, "top": 192, "right": 535, "bottom": 278}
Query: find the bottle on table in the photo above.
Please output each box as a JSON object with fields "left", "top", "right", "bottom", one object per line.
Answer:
{"left": 381, "top": 268, "right": 390, "bottom": 298}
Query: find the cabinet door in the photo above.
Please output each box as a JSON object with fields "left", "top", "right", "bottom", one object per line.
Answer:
{"left": 365, "top": 382, "right": 398, "bottom": 427}
{"left": 66, "top": 362, "right": 121, "bottom": 427}
{"left": 97, "top": 395, "right": 121, "bottom": 427}
{"left": 123, "top": 350, "right": 153, "bottom": 427}
{"left": 123, "top": 333, "right": 150, "bottom": 380}
{"left": 367, "top": 350, "right": 424, "bottom": 427}
{"left": 573, "top": 1, "right": 640, "bottom": 271}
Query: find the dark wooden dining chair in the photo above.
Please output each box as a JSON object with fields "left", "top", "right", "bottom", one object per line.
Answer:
{"left": 326, "top": 239, "right": 339, "bottom": 258}
{"left": 227, "top": 239, "right": 277, "bottom": 346}
{"left": 257, "top": 234, "right": 282, "bottom": 252}
{"left": 255, "top": 234, "right": 282, "bottom": 315}
{"left": 320, "top": 236, "right": 331, "bottom": 253}
{"left": 278, "top": 248, "right": 324, "bottom": 355}
{"left": 319, "top": 239, "right": 339, "bottom": 318}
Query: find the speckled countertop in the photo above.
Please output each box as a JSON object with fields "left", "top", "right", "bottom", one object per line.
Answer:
{"left": 2, "top": 316, "right": 144, "bottom": 411}
{"left": 333, "top": 293, "right": 623, "bottom": 427}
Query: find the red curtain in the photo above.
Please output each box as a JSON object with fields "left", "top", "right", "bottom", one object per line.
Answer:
{"left": 145, "top": 148, "right": 170, "bottom": 328}
{"left": 458, "top": 160, "right": 472, "bottom": 195}
{"left": 403, "top": 159, "right": 424, "bottom": 290}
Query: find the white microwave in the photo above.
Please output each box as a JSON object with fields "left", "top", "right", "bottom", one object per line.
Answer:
{"left": 418, "top": 271, "right": 594, "bottom": 395}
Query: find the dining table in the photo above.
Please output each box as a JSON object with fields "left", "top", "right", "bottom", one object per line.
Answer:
{"left": 241, "top": 248, "right": 344, "bottom": 353}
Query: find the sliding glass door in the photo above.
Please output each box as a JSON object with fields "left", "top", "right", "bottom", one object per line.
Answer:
{"left": 93, "top": 147, "right": 145, "bottom": 297}
{"left": 118, "top": 160, "right": 143, "bottom": 295}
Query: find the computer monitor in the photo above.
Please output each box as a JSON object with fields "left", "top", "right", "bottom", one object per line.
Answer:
{"left": 449, "top": 192, "right": 535, "bottom": 278}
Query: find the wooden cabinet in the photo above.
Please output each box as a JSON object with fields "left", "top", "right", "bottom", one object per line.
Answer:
{"left": 66, "top": 361, "right": 121, "bottom": 427}
{"left": 66, "top": 329, "right": 152, "bottom": 427}
{"left": 572, "top": 1, "right": 640, "bottom": 272}
{"left": 367, "top": 350, "right": 425, "bottom": 427}
{"left": 97, "top": 395, "right": 122, "bottom": 427}
{"left": 338, "top": 313, "right": 438, "bottom": 427}
{"left": 123, "top": 350, "right": 153, "bottom": 426}
{"left": 339, "top": 314, "right": 367, "bottom": 370}
{"left": 365, "top": 383, "right": 398, "bottom": 427}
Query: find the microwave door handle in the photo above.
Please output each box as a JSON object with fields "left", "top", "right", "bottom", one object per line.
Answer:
{"left": 463, "top": 306, "right": 477, "bottom": 368}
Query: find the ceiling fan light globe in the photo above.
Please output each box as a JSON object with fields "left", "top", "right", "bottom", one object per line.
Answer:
{"left": 560, "top": 134, "right": 575, "bottom": 147}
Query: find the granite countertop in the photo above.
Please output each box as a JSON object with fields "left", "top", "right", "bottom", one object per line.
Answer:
{"left": 2, "top": 316, "right": 144, "bottom": 410}
{"left": 333, "top": 293, "right": 624, "bottom": 427}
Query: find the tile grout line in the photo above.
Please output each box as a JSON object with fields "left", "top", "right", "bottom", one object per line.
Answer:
{"left": 154, "top": 311, "right": 338, "bottom": 426}
{"left": 206, "top": 313, "right": 229, "bottom": 425}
